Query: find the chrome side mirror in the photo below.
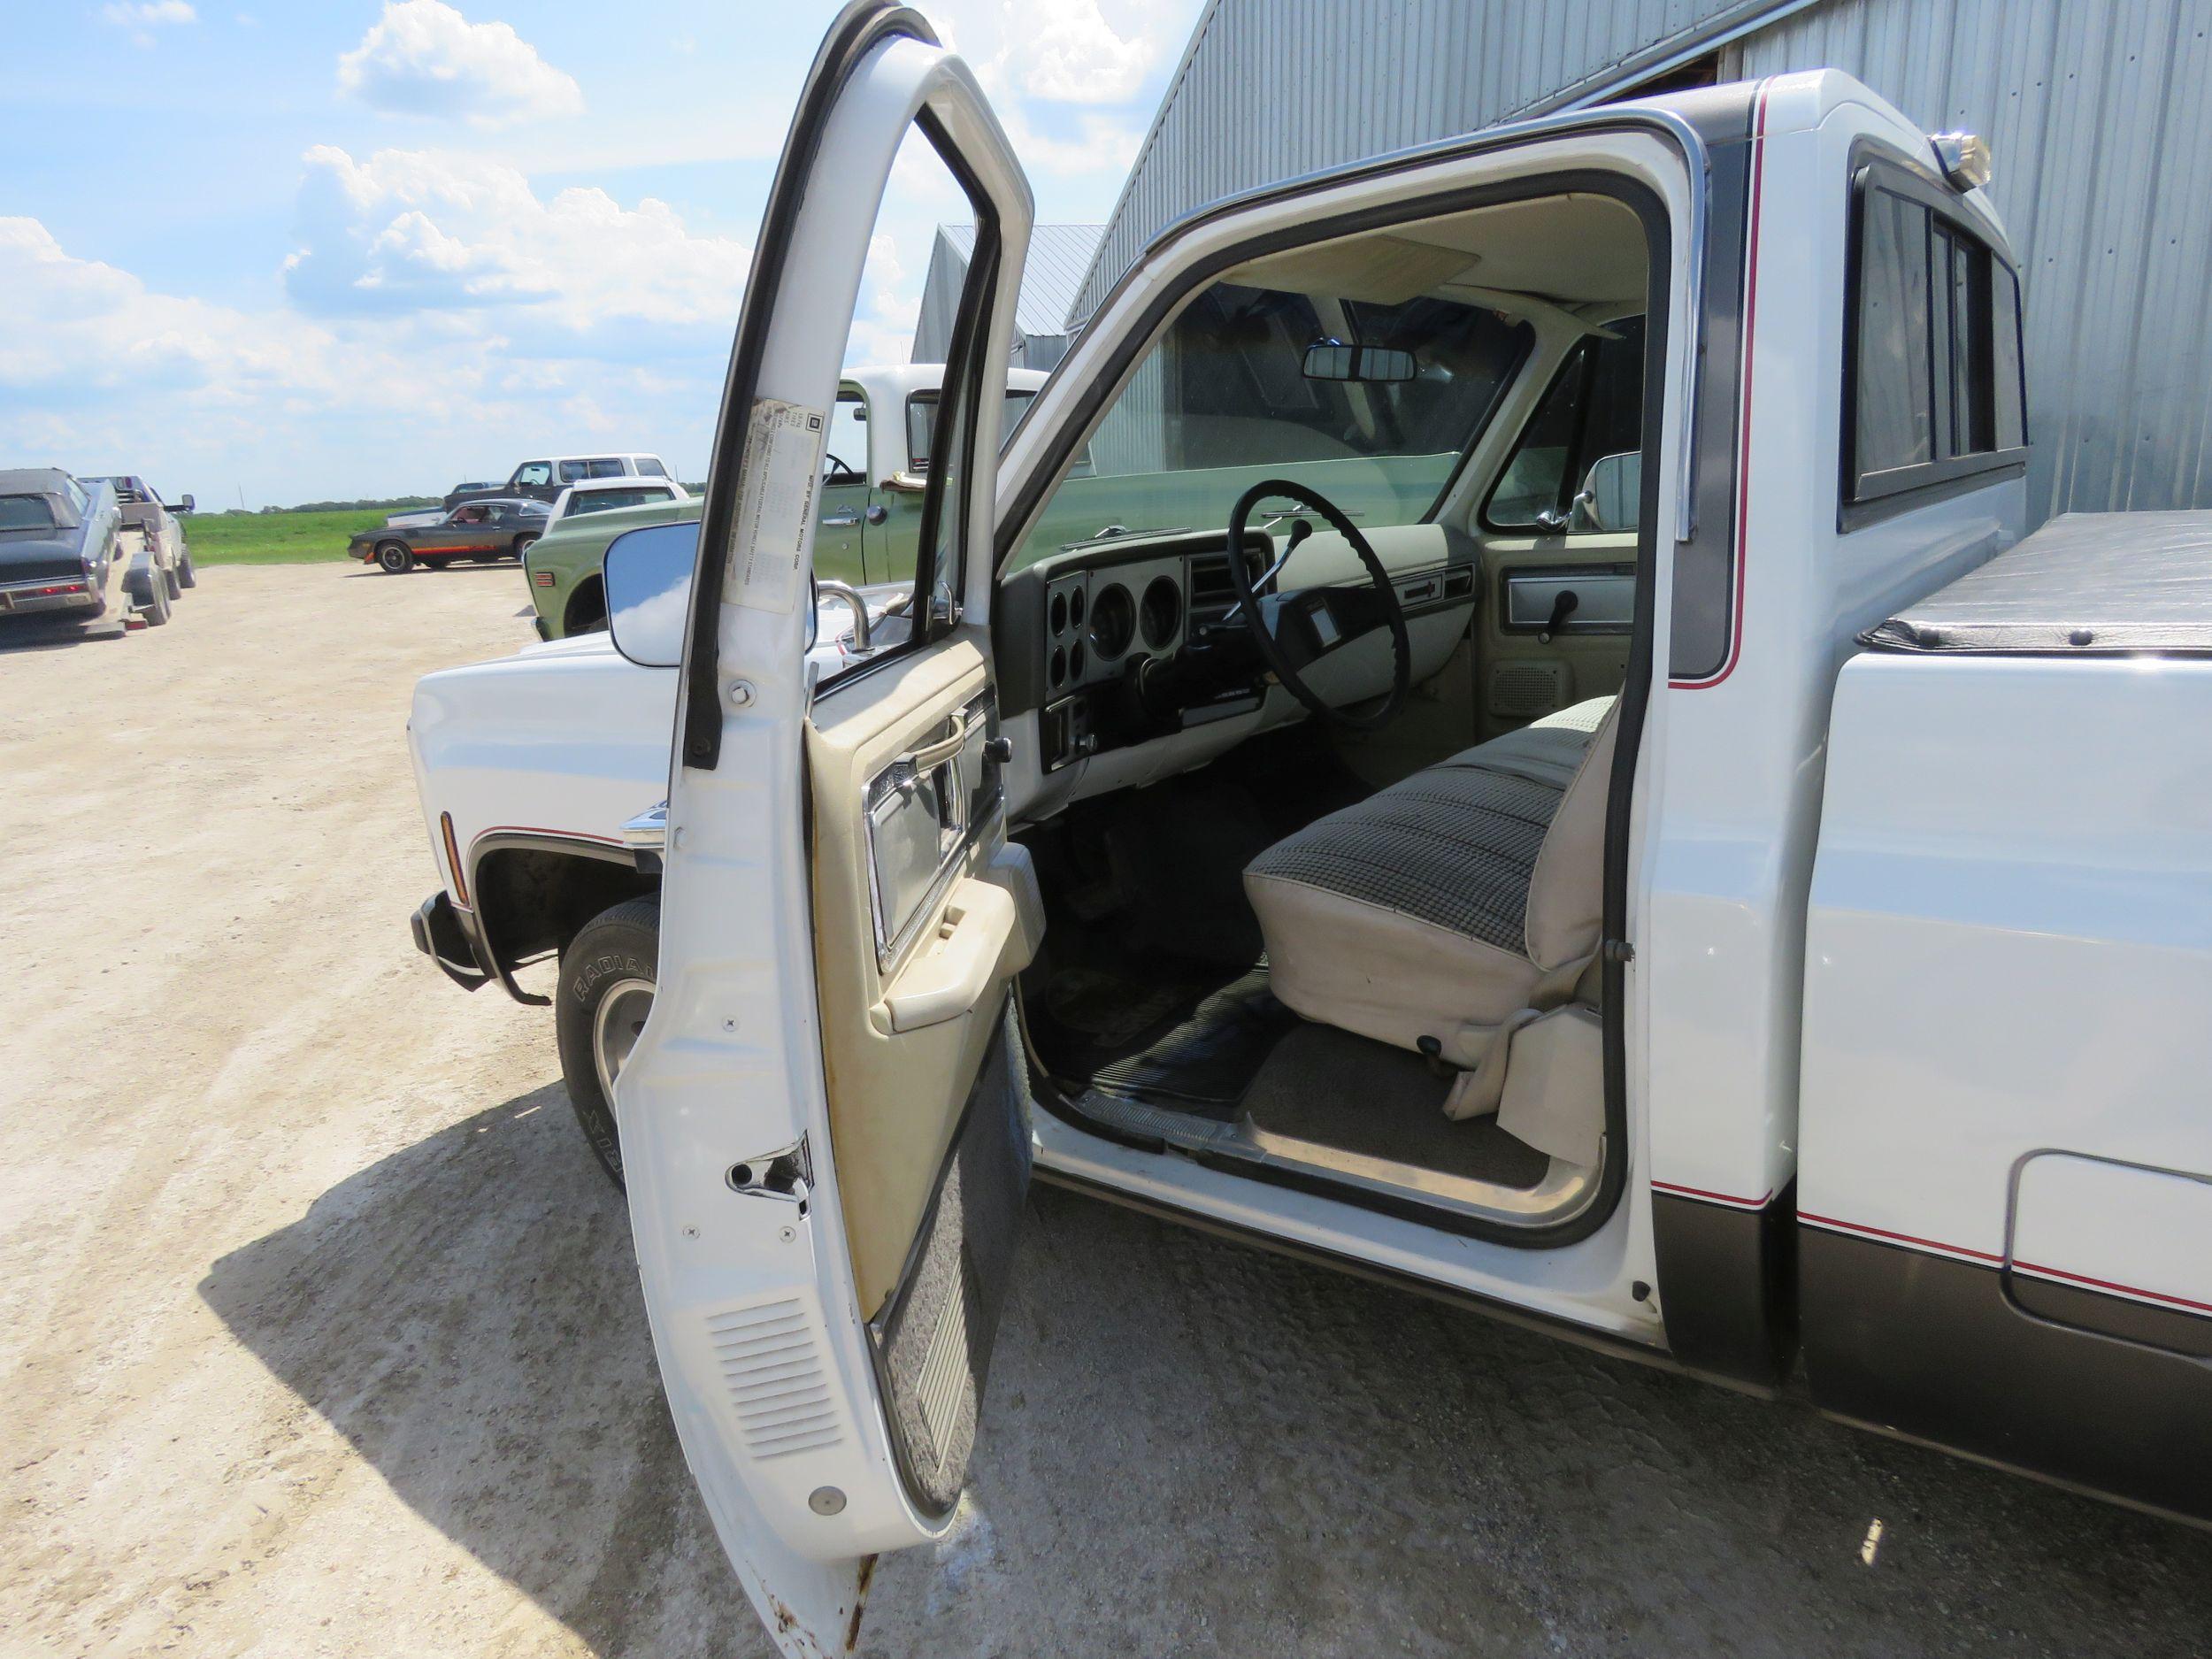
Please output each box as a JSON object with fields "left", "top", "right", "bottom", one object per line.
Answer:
{"left": 603, "top": 520, "right": 700, "bottom": 669}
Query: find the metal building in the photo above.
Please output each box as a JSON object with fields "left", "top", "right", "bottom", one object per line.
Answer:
{"left": 1067, "top": 0, "right": 2212, "bottom": 521}
{"left": 911, "top": 222, "right": 1102, "bottom": 372}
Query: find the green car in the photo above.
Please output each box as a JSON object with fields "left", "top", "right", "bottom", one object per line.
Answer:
{"left": 527, "top": 363, "right": 1047, "bottom": 640}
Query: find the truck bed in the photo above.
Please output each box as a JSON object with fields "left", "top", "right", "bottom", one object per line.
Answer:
{"left": 1863, "top": 510, "right": 2212, "bottom": 657}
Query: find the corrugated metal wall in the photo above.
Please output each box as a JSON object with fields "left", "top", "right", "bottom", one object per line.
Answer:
{"left": 1736, "top": 0, "right": 2212, "bottom": 515}
{"left": 1076, "top": 0, "right": 2212, "bottom": 519}
{"left": 1071, "top": 0, "right": 1788, "bottom": 325}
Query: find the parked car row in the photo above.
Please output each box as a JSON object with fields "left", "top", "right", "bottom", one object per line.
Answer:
{"left": 0, "top": 467, "right": 194, "bottom": 631}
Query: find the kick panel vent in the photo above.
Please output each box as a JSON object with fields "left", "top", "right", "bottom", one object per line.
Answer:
{"left": 1489, "top": 660, "right": 1574, "bottom": 719}
{"left": 704, "top": 1297, "right": 842, "bottom": 1461}
{"left": 913, "top": 1271, "right": 972, "bottom": 1478}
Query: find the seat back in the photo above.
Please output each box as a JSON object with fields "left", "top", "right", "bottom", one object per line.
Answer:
{"left": 1523, "top": 698, "right": 1620, "bottom": 972}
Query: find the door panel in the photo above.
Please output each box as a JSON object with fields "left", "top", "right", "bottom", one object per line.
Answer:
{"left": 815, "top": 480, "right": 870, "bottom": 583}
{"left": 1471, "top": 530, "right": 1636, "bottom": 739}
{"left": 805, "top": 632, "right": 1038, "bottom": 1322}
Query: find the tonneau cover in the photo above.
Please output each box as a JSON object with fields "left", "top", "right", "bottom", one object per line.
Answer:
{"left": 1864, "top": 511, "right": 2212, "bottom": 657}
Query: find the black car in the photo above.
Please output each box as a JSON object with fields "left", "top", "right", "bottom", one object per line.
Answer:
{"left": 0, "top": 468, "right": 121, "bottom": 620}
{"left": 348, "top": 497, "right": 550, "bottom": 574}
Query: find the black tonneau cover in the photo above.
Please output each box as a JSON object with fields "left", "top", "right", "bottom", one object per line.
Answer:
{"left": 1865, "top": 511, "right": 2212, "bottom": 657}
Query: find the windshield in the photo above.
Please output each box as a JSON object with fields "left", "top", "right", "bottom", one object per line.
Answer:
{"left": 0, "top": 495, "right": 57, "bottom": 532}
{"left": 568, "top": 487, "right": 672, "bottom": 517}
{"left": 1010, "top": 277, "right": 1529, "bottom": 568}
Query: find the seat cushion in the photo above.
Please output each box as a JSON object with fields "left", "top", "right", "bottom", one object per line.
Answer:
{"left": 1242, "top": 698, "right": 1617, "bottom": 1064}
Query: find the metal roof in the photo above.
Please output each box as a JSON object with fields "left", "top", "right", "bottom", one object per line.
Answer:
{"left": 931, "top": 222, "right": 1102, "bottom": 341}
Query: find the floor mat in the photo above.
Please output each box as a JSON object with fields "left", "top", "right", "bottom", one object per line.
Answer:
{"left": 1238, "top": 1024, "right": 1553, "bottom": 1189}
{"left": 1031, "top": 963, "right": 1296, "bottom": 1112}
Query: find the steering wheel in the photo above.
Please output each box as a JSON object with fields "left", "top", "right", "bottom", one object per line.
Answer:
{"left": 823, "top": 450, "right": 858, "bottom": 480}
{"left": 1225, "top": 478, "right": 1411, "bottom": 734}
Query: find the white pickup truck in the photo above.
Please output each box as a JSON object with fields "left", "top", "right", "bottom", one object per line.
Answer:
{"left": 410, "top": 11, "right": 2211, "bottom": 1651}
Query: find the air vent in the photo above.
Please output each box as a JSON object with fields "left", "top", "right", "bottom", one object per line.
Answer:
{"left": 1489, "top": 660, "right": 1574, "bottom": 719}
{"left": 705, "top": 1297, "right": 842, "bottom": 1461}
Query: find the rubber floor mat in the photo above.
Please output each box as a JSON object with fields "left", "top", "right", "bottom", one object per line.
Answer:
{"left": 1033, "top": 964, "right": 1295, "bottom": 1112}
{"left": 1239, "top": 1023, "right": 1552, "bottom": 1189}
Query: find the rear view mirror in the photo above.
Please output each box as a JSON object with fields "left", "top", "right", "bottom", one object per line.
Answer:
{"left": 1302, "top": 340, "right": 1416, "bottom": 384}
{"left": 603, "top": 520, "right": 701, "bottom": 669}
{"left": 1576, "top": 451, "right": 1642, "bottom": 533}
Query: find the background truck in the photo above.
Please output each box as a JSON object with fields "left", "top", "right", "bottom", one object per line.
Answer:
{"left": 411, "top": 16, "right": 2210, "bottom": 1650}
{"left": 524, "top": 364, "right": 1047, "bottom": 642}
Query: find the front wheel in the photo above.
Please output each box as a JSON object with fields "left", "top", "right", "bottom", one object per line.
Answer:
{"left": 513, "top": 534, "right": 539, "bottom": 560}
{"left": 375, "top": 541, "right": 415, "bottom": 574}
{"left": 176, "top": 547, "right": 196, "bottom": 588}
{"left": 554, "top": 896, "right": 659, "bottom": 1188}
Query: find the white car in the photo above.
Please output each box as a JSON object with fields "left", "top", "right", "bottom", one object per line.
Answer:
{"left": 543, "top": 475, "right": 692, "bottom": 532}
{"left": 410, "top": 12, "right": 2211, "bottom": 1651}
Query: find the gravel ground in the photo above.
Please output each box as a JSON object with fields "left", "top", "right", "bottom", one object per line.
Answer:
{"left": 3, "top": 563, "right": 2208, "bottom": 1658}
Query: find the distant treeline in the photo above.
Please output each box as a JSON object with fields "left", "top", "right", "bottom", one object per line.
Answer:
{"left": 223, "top": 496, "right": 443, "bottom": 516}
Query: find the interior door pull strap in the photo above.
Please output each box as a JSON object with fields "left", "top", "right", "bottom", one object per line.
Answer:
{"left": 905, "top": 710, "right": 969, "bottom": 771}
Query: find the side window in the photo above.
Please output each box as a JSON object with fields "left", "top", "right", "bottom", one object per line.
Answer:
{"left": 586, "top": 458, "right": 626, "bottom": 479}
{"left": 1483, "top": 317, "right": 1647, "bottom": 534}
{"left": 557, "top": 460, "right": 588, "bottom": 483}
{"left": 1847, "top": 169, "right": 2027, "bottom": 510}
{"left": 906, "top": 392, "right": 939, "bottom": 472}
{"left": 635, "top": 457, "right": 668, "bottom": 479}
{"left": 514, "top": 462, "right": 552, "bottom": 488}
{"left": 824, "top": 391, "right": 869, "bottom": 485}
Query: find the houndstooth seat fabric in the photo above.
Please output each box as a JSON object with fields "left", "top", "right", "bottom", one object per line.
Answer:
{"left": 1243, "top": 697, "right": 1618, "bottom": 1066}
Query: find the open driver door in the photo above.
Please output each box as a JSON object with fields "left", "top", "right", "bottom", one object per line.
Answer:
{"left": 613, "top": 5, "right": 1040, "bottom": 1652}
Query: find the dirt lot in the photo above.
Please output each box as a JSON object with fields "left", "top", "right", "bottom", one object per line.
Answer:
{"left": 3, "top": 563, "right": 2208, "bottom": 1658}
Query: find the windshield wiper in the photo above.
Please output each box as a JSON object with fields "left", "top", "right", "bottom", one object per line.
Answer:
{"left": 1060, "top": 524, "right": 1192, "bottom": 551}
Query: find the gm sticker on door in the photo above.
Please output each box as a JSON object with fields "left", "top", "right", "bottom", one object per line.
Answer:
{"left": 726, "top": 396, "right": 824, "bottom": 615}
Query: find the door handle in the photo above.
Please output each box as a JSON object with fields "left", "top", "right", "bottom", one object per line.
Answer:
{"left": 822, "top": 511, "right": 861, "bottom": 528}
{"left": 904, "top": 710, "right": 969, "bottom": 771}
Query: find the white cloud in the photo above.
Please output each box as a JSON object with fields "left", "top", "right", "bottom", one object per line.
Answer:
{"left": 285, "top": 146, "right": 748, "bottom": 334}
{"left": 996, "top": 0, "right": 1153, "bottom": 104}
{"left": 338, "top": 1, "right": 583, "bottom": 128}
{"left": 102, "top": 0, "right": 196, "bottom": 48}
{"left": 0, "top": 216, "right": 335, "bottom": 402}
{"left": 0, "top": 215, "right": 726, "bottom": 506}
{"left": 104, "top": 2, "right": 196, "bottom": 25}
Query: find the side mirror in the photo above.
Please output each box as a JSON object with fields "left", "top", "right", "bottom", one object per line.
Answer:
{"left": 603, "top": 520, "right": 701, "bottom": 669}
{"left": 1302, "top": 339, "right": 1416, "bottom": 384}
{"left": 177, "top": 493, "right": 196, "bottom": 514}
{"left": 1576, "top": 451, "right": 1641, "bottom": 533}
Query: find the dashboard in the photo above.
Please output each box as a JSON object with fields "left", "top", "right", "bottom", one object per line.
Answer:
{"left": 994, "top": 525, "right": 1479, "bottom": 789}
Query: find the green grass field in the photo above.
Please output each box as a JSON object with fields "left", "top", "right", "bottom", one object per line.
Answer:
{"left": 187, "top": 509, "right": 394, "bottom": 565}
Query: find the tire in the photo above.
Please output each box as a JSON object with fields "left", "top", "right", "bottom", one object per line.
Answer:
{"left": 424, "top": 557, "right": 454, "bottom": 571}
{"left": 162, "top": 563, "right": 181, "bottom": 601}
{"left": 554, "top": 895, "right": 659, "bottom": 1188}
{"left": 141, "top": 568, "right": 172, "bottom": 626}
{"left": 513, "top": 534, "right": 539, "bottom": 559}
{"left": 176, "top": 547, "right": 196, "bottom": 588}
{"left": 376, "top": 541, "right": 415, "bottom": 574}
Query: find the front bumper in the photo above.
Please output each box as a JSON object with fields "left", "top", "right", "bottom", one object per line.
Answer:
{"left": 411, "top": 891, "right": 494, "bottom": 991}
{"left": 0, "top": 573, "right": 100, "bottom": 616}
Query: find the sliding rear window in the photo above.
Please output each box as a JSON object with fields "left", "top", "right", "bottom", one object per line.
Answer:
{"left": 1844, "top": 155, "right": 2027, "bottom": 521}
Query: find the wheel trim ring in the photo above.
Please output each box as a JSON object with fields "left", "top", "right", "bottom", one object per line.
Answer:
{"left": 591, "top": 978, "right": 656, "bottom": 1102}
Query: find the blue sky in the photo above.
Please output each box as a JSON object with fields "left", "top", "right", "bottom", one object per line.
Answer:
{"left": 2, "top": 1, "right": 1202, "bottom": 506}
